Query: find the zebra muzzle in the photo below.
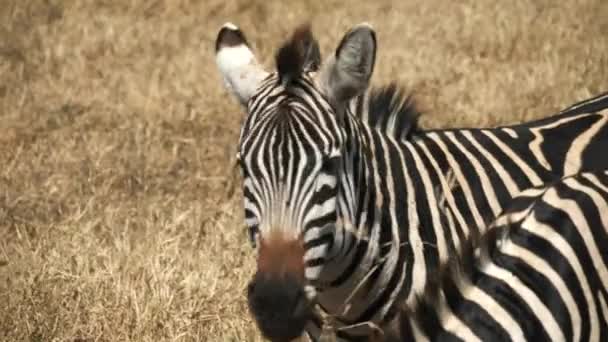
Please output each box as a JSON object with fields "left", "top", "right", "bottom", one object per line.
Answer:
{"left": 247, "top": 271, "right": 313, "bottom": 341}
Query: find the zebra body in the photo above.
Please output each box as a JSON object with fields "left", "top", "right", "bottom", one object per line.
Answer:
{"left": 214, "top": 22, "right": 608, "bottom": 341}
{"left": 393, "top": 169, "right": 608, "bottom": 342}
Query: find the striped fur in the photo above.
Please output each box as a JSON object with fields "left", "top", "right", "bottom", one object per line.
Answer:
{"left": 215, "top": 23, "right": 608, "bottom": 341}
{"left": 393, "top": 169, "right": 608, "bottom": 342}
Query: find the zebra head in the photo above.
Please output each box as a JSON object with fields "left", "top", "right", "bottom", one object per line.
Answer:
{"left": 215, "top": 23, "right": 376, "bottom": 340}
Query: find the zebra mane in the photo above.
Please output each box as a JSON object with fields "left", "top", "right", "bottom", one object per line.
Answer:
{"left": 363, "top": 83, "right": 421, "bottom": 140}
{"left": 275, "top": 23, "right": 321, "bottom": 87}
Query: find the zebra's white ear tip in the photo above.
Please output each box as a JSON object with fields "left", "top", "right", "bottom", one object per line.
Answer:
{"left": 222, "top": 22, "right": 239, "bottom": 30}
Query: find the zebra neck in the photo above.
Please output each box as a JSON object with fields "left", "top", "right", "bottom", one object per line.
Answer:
{"left": 347, "top": 126, "right": 467, "bottom": 306}
{"left": 315, "top": 120, "right": 421, "bottom": 320}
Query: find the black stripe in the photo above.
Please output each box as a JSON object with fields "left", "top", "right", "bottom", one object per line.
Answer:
{"left": 329, "top": 239, "right": 368, "bottom": 287}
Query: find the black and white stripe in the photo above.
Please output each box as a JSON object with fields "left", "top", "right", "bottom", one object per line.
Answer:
{"left": 394, "top": 169, "right": 608, "bottom": 342}
{"left": 215, "top": 22, "right": 608, "bottom": 341}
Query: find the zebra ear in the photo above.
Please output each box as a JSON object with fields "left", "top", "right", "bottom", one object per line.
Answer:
{"left": 215, "top": 23, "right": 269, "bottom": 107}
{"left": 321, "top": 23, "right": 376, "bottom": 104}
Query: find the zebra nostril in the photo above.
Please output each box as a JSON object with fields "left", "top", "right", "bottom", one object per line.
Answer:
{"left": 248, "top": 280, "right": 256, "bottom": 296}
{"left": 292, "top": 292, "right": 307, "bottom": 316}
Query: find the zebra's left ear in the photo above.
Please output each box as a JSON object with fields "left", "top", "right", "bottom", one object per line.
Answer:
{"left": 319, "top": 23, "right": 376, "bottom": 106}
{"left": 215, "top": 23, "right": 269, "bottom": 107}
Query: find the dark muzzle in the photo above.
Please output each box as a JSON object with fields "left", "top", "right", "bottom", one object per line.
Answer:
{"left": 247, "top": 271, "right": 313, "bottom": 341}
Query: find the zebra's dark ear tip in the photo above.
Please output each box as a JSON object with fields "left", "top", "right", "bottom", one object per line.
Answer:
{"left": 215, "top": 22, "right": 249, "bottom": 53}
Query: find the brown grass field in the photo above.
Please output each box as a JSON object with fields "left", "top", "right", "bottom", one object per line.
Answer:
{"left": 1, "top": 0, "right": 607, "bottom": 341}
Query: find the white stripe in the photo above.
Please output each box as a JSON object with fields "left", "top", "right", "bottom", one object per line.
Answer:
{"left": 322, "top": 221, "right": 382, "bottom": 319}
{"left": 502, "top": 241, "right": 581, "bottom": 341}
{"left": 397, "top": 141, "right": 426, "bottom": 305}
{"left": 462, "top": 130, "right": 520, "bottom": 197}
{"left": 347, "top": 220, "right": 383, "bottom": 317}
{"left": 303, "top": 198, "right": 336, "bottom": 224}
{"left": 482, "top": 257, "right": 565, "bottom": 341}
{"left": 267, "top": 128, "right": 281, "bottom": 224}
{"left": 305, "top": 245, "right": 328, "bottom": 264}
{"left": 481, "top": 130, "right": 543, "bottom": 184}
{"left": 564, "top": 114, "right": 607, "bottom": 175}
{"left": 361, "top": 134, "right": 401, "bottom": 319}
{"left": 288, "top": 114, "right": 311, "bottom": 224}
{"left": 415, "top": 140, "right": 466, "bottom": 246}
{"left": 376, "top": 136, "right": 407, "bottom": 319}
{"left": 524, "top": 213, "right": 600, "bottom": 342}
{"left": 244, "top": 217, "right": 258, "bottom": 228}
{"left": 304, "top": 224, "right": 334, "bottom": 244}
{"left": 291, "top": 116, "right": 324, "bottom": 232}
{"left": 458, "top": 278, "right": 526, "bottom": 341}
{"left": 559, "top": 179, "right": 608, "bottom": 292}
{"left": 426, "top": 132, "right": 486, "bottom": 230}
{"left": 316, "top": 173, "right": 337, "bottom": 188}
{"left": 339, "top": 156, "right": 357, "bottom": 219}
{"left": 403, "top": 141, "right": 448, "bottom": 263}
{"left": 242, "top": 140, "right": 268, "bottom": 207}
{"left": 528, "top": 129, "right": 551, "bottom": 171}
{"left": 290, "top": 101, "right": 335, "bottom": 147}
{"left": 502, "top": 127, "right": 518, "bottom": 138}
{"left": 598, "top": 291, "right": 608, "bottom": 328}
{"left": 251, "top": 130, "right": 274, "bottom": 230}
{"left": 243, "top": 181, "right": 263, "bottom": 216}
{"left": 305, "top": 264, "right": 323, "bottom": 280}
{"left": 583, "top": 171, "right": 608, "bottom": 193}
{"left": 491, "top": 194, "right": 540, "bottom": 229}
{"left": 285, "top": 124, "right": 297, "bottom": 228}
{"left": 528, "top": 113, "right": 593, "bottom": 172}
{"left": 437, "top": 291, "right": 481, "bottom": 342}
{"left": 445, "top": 131, "right": 502, "bottom": 217}
{"left": 559, "top": 93, "right": 608, "bottom": 114}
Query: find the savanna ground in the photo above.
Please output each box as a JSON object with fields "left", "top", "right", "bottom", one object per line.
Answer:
{"left": 0, "top": 0, "right": 607, "bottom": 341}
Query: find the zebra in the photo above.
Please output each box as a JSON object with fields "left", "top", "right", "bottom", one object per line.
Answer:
{"left": 389, "top": 169, "right": 608, "bottom": 342}
{"left": 214, "top": 22, "right": 608, "bottom": 341}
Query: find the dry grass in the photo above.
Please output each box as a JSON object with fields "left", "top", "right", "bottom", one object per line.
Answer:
{"left": 0, "top": 0, "right": 606, "bottom": 341}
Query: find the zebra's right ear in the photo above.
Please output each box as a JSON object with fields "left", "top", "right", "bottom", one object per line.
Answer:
{"left": 215, "top": 23, "right": 269, "bottom": 107}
